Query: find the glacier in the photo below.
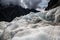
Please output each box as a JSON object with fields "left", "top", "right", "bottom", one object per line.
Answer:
{"left": 0, "top": 6, "right": 60, "bottom": 40}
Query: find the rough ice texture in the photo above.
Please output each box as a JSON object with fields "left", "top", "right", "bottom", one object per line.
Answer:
{"left": 1, "top": 0, "right": 50, "bottom": 9}
{"left": 0, "top": 6, "right": 60, "bottom": 40}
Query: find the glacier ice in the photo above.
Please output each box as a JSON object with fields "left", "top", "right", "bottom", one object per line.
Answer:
{"left": 0, "top": 6, "right": 60, "bottom": 40}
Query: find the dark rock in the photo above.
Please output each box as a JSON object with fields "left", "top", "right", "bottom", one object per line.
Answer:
{"left": 45, "top": 0, "right": 59, "bottom": 10}
{"left": 0, "top": 4, "right": 39, "bottom": 22}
